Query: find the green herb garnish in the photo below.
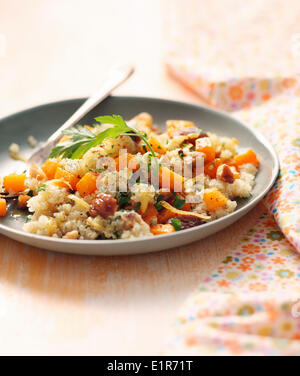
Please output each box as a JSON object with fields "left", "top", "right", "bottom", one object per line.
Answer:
{"left": 133, "top": 202, "right": 142, "bottom": 212}
{"left": 171, "top": 218, "right": 182, "bottom": 232}
{"left": 118, "top": 192, "right": 132, "bottom": 207}
{"left": 155, "top": 194, "right": 164, "bottom": 211}
{"left": 64, "top": 124, "right": 95, "bottom": 140}
{"left": 155, "top": 202, "right": 163, "bottom": 211}
{"left": 50, "top": 115, "right": 158, "bottom": 165}
{"left": 90, "top": 166, "right": 108, "bottom": 174}
{"left": 174, "top": 195, "right": 186, "bottom": 210}
{"left": 37, "top": 184, "right": 46, "bottom": 192}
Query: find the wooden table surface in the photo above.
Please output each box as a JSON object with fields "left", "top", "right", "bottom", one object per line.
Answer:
{"left": 0, "top": 0, "right": 261, "bottom": 355}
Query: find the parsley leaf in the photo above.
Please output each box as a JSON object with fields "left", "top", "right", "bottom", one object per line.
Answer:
{"left": 171, "top": 218, "right": 182, "bottom": 232}
{"left": 50, "top": 140, "right": 90, "bottom": 159}
{"left": 118, "top": 192, "right": 132, "bottom": 207}
{"left": 63, "top": 124, "right": 95, "bottom": 141}
{"left": 25, "top": 216, "right": 32, "bottom": 223}
{"left": 90, "top": 167, "right": 108, "bottom": 174}
{"left": 133, "top": 202, "right": 141, "bottom": 212}
{"left": 174, "top": 195, "right": 186, "bottom": 210}
{"left": 155, "top": 194, "right": 164, "bottom": 211}
{"left": 49, "top": 115, "right": 159, "bottom": 165}
{"left": 37, "top": 184, "right": 46, "bottom": 192}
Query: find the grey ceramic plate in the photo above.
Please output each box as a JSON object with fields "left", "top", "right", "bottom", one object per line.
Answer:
{"left": 0, "top": 96, "right": 279, "bottom": 256}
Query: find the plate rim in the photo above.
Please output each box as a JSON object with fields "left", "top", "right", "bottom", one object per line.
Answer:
{"left": 0, "top": 95, "right": 280, "bottom": 247}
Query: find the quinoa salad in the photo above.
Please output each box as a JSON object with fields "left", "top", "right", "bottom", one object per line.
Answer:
{"left": 0, "top": 113, "right": 259, "bottom": 240}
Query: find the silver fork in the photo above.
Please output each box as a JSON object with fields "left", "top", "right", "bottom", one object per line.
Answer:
{"left": 27, "top": 64, "right": 134, "bottom": 166}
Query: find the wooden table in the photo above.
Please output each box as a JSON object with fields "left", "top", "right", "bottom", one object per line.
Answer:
{"left": 0, "top": 0, "right": 261, "bottom": 355}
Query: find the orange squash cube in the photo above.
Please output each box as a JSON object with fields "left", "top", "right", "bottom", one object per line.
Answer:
{"left": 196, "top": 137, "right": 216, "bottom": 163}
{"left": 150, "top": 224, "right": 176, "bottom": 236}
{"left": 234, "top": 149, "right": 259, "bottom": 167}
{"left": 141, "top": 204, "right": 159, "bottom": 226}
{"left": 159, "top": 167, "right": 185, "bottom": 192}
{"left": 204, "top": 158, "right": 222, "bottom": 179}
{"left": 115, "top": 153, "right": 139, "bottom": 172}
{"left": 147, "top": 137, "right": 166, "bottom": 155}
{"left": 3, "top": 174, "right": 27, "bottom": 193}
{"left": 0, "top": 199, "right": 7, "bottom": 216}
{"left": 54, "top": 167, "right": 80, "bottom": 191}
{"left": 41, "top": 160, "right": 60, "bottom": 180}
{"left": 76, "top": 172, "right": 98, "bottom": 197}
{"left": 204, "top": 190, "right": 228, "bottom": 211}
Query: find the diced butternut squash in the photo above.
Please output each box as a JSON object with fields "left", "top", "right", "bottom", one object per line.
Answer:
{"left": 159, "top": 167, "right": 185, "bottom": 192}
{"left": 166, "top": 120, "right": 195, "bottom": 138}
{"left": 141, "top": 204, "right": 159, "bottom": 226}
{"left": 3, "top": 174, "right": 27, "bottom": 193}
{"left": 158, "top": 208, "right": 175, "bottom": 224}
{"left": 234, "top": 149, "right": 259, "bottom": 167}
{"left": 203, "top": 190, "right": 228, "bottom": 211}
{"left": 0, "top": 199, "right": 7, "bottom": 216}
{"left": 147, "top": 137, "right": 166, "bottom": 155}
{"left": 234, "top": 172, "right": 240, "bottom": 180}
{"left": 204, "top": 158, "right": 222, "bottom": 179}
{"left": 54, "top": 167, "right": 80, "bottom": 191}
{"left": 150, "top": 224, "right": 175, "bottom": 236}
{"left": 41, "top": 160, "right": 60, "bottom": 180}
{"left": 115, "top": 153, "right": 139, "bottom": 172}
{"left": 196, "top": 137, "right": 216, "bottom": 163}
{"left": 76, "top": 172, "right": 97, "bottom": 197}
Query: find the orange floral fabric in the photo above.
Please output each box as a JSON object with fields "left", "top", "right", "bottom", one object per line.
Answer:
{"left": 165, "top": 0, "right": 300, "bottom": 111}
{"left": 165, "top": 0, "right": 300, "bottom": 355}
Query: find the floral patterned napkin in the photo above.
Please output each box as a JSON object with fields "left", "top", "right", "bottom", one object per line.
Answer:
{"left": 165, "top": 0, "right": 300, "bottom": 111}
{"left": 164, "top": 0, "right": 300, "bottom": 354}
{"left": 166, "top": 96, "right": 300, "bottom": 355}
{"left": 236, "top": 96, "right": 300, "bottom": 252}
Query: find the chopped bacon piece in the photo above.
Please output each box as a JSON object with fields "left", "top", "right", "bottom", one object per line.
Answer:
{"left": 218, "top": 165, "right": 235, "bottom": 184}
{"left": 89, "top": 194, "right": 118, "bottom": 219}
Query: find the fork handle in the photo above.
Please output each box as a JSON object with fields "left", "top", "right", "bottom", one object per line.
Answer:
{"left": 48, "top": 64, "right": 134, "bottom": 144}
